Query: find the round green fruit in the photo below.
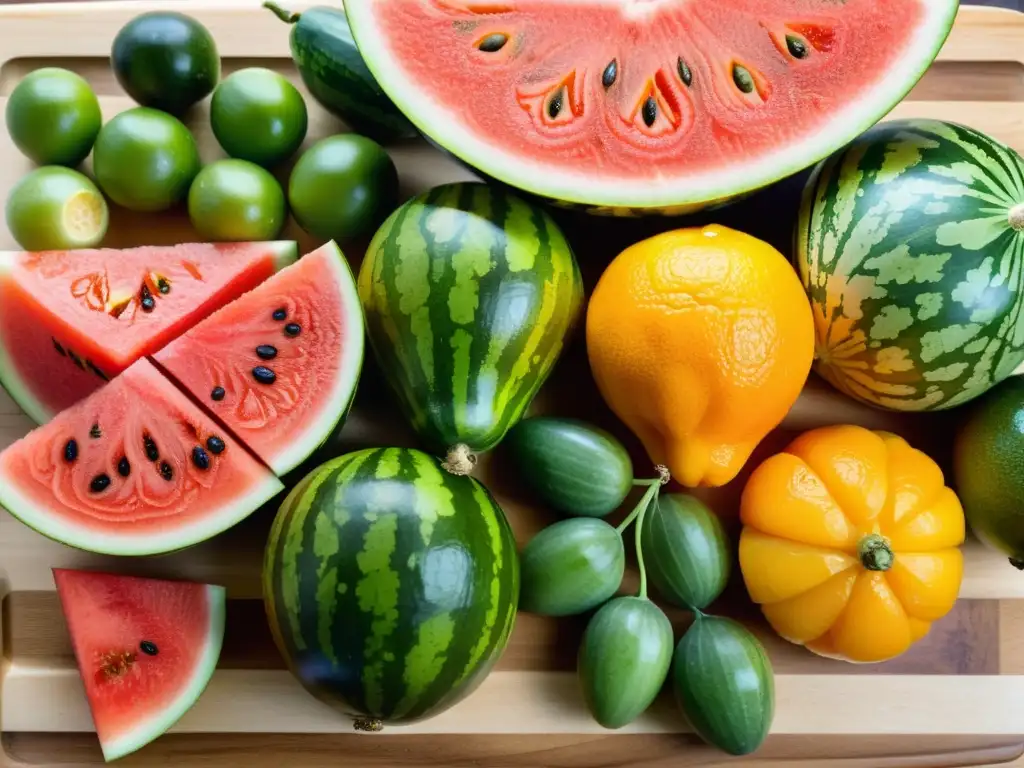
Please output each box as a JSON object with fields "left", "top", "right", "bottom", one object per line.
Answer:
{"left": 111, "top": 11, "right": 220, "bottom": 115}
{"left": 288, "top": 133, "right": 398, "bottom": 241}
{"left": 5, "top": 68, "right": 101, "bottom": 167}
{"left": 672, "top": 615, "right": 775, "bottom": 756}
{"left": 263, "top": 446, "right": 519, "bottom": 727}
{"left": 504, "top": 417, "right": 633, "bottom": 518}
{"left": 92, "top": 107, "right": 201, "bottom": 212}
{"left": 578, "top": 596, "right": 673, "bottom": 730}
{"left": 641, "top": 494, "right": 731, "bottom": 610}
{"left": 210, "top": 68, "right": 308, "bottom": 167}
{"left": 5, "top": 166, "right": 108, "bottom": 250}
{"left": 954, "top": 375, "right": 1024, "bottom": 569}
{"left": 188, "top": 159, "right": 286, "bottom": 241}
{"left": 519, "top": 517, "right": 624, "bottom": 617}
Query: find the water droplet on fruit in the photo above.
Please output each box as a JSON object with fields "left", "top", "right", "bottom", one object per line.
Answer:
{"left": 118, "top": 456, "right": 131, "bottom": 477}
{"left": 139, "top": 640, "right": 158, "bottom": 656}
{"left": 252, "top": 366, "right": 277, "bottom": 385}
{"left": 64, "top": 439, "right": 78, "bottom": 462}
{"left": 272, "top": 308, "right": 287, "bottom": 321}
{"left": 206, "top": 436, "right": 226, "bottom": 455}
{"left": 284, "top": 323, "right": 301, "bottom": 337}
{"left": 642, "top": 96, "right": 657, "bottom": 127}
{"left": 677, "top": 57, "right": 693, "bottom": 86}
{"left": 159, "top": 461, "right": 173, "bottom": 481}
{"left": 477, "top": 32, "right": 508, "bottom": 53}
{"left": 602, "top": 59, "right": 618, "bottom": 89}
{"left": 256, "top": 344, "right": 278, "bottom": 360}
{"left": 192, "top": 446, "right": 210, "bottom": 470}
{"left": 90, "top": 473, "right": 111, "bottom": 493}
{"left": 786, "top": 35, "right": 809, "bottom": 59}
{"left": 211, "top": 386, "right": 226, "bottom": 401}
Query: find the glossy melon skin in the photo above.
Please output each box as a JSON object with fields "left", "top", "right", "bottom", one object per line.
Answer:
{"left": 262, "top": 447, "right": 520, "bottom": 726}
{"left": 346, "top": 0, "right": 958, "bottom": 214}
{"left": 358, "top": 182, "right": 583, "bottom": 455}
{"left": 53, "top": 569, "right": 226, "bottom": 762}
{"left": 797, "top": 119, "right": 1024, "bottom": 412}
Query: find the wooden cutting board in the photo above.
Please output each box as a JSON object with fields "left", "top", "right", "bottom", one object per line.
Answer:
{"left": 3, "top": 2, "right": 1024, "bottom": 766}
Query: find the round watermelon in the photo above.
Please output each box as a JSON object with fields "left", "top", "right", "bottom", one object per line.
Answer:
{"left": 262, "top": 446, "right": 520, "bottom": 727}
{"left": 344, "top": 0, "right": 957, "bottom": 215}
{"left": 796, "top": 119, "right": 1024, "bottom": 412}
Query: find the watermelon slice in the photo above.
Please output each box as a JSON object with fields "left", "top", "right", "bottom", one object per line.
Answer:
{"left": 344, "top": 0, "right": 959, "bottom": 214}
{"left": 53, "top": 568, "right": 225, "bottom": 762}
{"left": 154, "top": 241, "right": 364, "bottom": 476}
{"left": 0, "top": 240, "right": 297, "bottom": 423}
{"left": 0, "top": 359, "right": 283, "bottom": 555}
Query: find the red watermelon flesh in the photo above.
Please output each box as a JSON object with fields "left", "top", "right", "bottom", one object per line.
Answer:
{"left": 0, "top": 241, "right": 297, "bottom": 424}
{"left": 154, "top": 241, "right": 364, "bottom": 476}
{"left": 0, "top": 358, "right": 283, "bottom": 555}
{"left": 344, "top": 0, "right": 958, "bottom": 212}
{"left": 53, "top": 568, "right": 226, "bottom": 762}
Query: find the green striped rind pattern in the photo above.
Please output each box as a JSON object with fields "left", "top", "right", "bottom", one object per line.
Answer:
{"left": 796, "top": 118, "right": 1024, "bottom": 412}
{"left": 263, "top": 446, "right": 520, "bottom": 724}
{"left": 358, "top": 181, "right": 584, "bottom": 454}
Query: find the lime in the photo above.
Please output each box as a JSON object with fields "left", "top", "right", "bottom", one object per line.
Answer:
{"left": 5, "top": 166, "right": 109, "bottom": 250}
{"left": 112, "top": 11, "right": 220, "bottom": 115}
{"left": 5, "top": 68, "right": 102, "bottom": 167}
{"left": 92, "top": 107, "right": 201, "bottom": 212}
{"left": 288, "top": 134, "right": 398, "bottom": 241}
{"left": 188, "top": 159, "right": 286, "bottom": 241}
{"left": 210, "top": 68, "right": 308, "bottom": 167}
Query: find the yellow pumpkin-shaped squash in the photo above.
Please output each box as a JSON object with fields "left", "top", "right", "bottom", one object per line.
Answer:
{"left": 738, "top": 424, "right": 965, "bottom": 663}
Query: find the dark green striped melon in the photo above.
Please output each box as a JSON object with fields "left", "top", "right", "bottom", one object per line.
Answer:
{"left": 796, "top": 118, "right": 1024, "bottom": 412}
{"left": 262, "top": 446, "right": 520, "bottom": 727}
{"left": 357, "top": 182, "right": 583, "bottom": 465}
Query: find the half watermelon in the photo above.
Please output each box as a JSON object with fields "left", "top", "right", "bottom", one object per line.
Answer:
{"left": 154, "top": 241, "right": 364, "bottom": 476}
{"left": 0, "top": 240, "right": 297, "bottom": 423}
{"left": 53, "top": 568, "right": 225, "bottom": 762}
{"left": 0, "top": 359, "right": 283, "bottom": 555}
{"left": 345, "top": 0, "right": 959, "bottom": 214}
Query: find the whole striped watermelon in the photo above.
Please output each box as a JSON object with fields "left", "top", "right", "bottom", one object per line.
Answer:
{"left": 262, "top": 446, "right": 520, "bottom": 727}
{"left": 358, "top": 181, "right": 583, "bottom": 468}
{"left": 796, "top": 119, "right": 1024, "bottom": 412}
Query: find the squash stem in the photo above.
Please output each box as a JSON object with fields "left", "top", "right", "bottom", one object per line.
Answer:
{"left": 263, "top": 1, "right": 300, "bottom": 24}
{"left": 857, "top": 533, "right": 894, "bottom": 572}
{"left": 634, "top": 488, "right": 656, "bottom": 600}
{"left": 616, "top": 480, "right": 660, "bottom": 535}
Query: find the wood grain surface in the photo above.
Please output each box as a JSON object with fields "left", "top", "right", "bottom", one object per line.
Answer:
{"left": 3, "top": 2, "right": 1024, "bottom": 767}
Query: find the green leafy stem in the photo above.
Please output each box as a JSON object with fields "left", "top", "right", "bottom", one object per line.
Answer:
{"left": 615, "top": 465, "right": 670, "bottom": 601}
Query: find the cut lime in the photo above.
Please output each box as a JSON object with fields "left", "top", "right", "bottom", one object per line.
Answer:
{"left": 5, "top": 166, "right": 109, "bottom": 250}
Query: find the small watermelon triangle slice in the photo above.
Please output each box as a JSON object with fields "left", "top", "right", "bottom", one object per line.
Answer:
{"left": 0, "top": 240, "right": 297, "bottom": 424}
{"left": 53, "top": 568, "right": 226, "bottom": 762}
{"left": 154, "top": 241, "right": 364, "bottom": 476}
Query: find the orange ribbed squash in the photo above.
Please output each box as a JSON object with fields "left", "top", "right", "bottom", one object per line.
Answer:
{"left": 585, "top": 225, "right": 814, "bottom": 488}
{"left": 739, "top": 424, "right": 966, "bottom": 663}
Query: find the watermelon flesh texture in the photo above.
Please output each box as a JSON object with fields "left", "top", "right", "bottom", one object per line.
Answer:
{"left": 154, "top": 241, "right": 364, "bottom": 476}
{"left": 0, "top": 359, "right": 284, "bottom": 555}
{"left": 345, "top": 0, "right": 959, "bottom": 213}
{"left": 0, "top": 241, "right": 297, "bottom": 424}
{"left": 53, "top": 569, "right": 226, "bottom": 762}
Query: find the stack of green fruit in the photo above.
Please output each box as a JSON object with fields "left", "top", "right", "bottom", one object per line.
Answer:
{"left": 4, "top": 8, "right": 402, "bottom": 251}
{"left": 506, "top": 417, "right": 775, "bottom": 756}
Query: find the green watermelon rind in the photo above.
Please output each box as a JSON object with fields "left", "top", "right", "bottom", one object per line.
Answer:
{"left": 0, "top": 240, "right": 300, "bottom": 425}
{"left": 99, "top": 584, "right": 227, "bottom": 762}
{"left": 344, "top": 1, "right": 960, "bottom": 212}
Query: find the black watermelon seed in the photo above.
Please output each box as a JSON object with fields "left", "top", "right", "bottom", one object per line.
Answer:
{"left": 272, "top": 308, "right": 287, "bottom": 321}
{"left": 256, "top": 344, "right": 278, "bottom": 360}
{"left": 68, "top": 350, "right": 86, "bottom": 370}
{"left": 140, "top": 285, "right": 155, "bottom": 312}
{"left": 733, "top": 64, "right": 755, "bottom": 94}
{"left": 192, "top": 446, "right": 210, "bottom": 470}
{"left": 89, "top": 423, "right": 101, "bottom": 440}
{"left": 786, "top": 35, "right": 809, "bottom": 59}
{"left": 64, "top": 439, "right": 78, "bottom": 462}
{"left": 144, "top": 435, "right": 159, "bottom": 462}
{"left": 602, "top": 59, "right": 618, "bottom": 88}
{"left": 284, "top": 323, "right": 301, "bottom": 337}
{"left": 547, "top": 92, "right": 563, "bottom": 119}
{"left": 90, "top": 474, "right": 111, "bottom": 493}
{"left": 87, "top": 360, "right": 108, "bottom": 381}
{"left": 211, "top": 386, "right": 226, "bottom": 402}
{"left": 52, "top": 338, "right": 67, "bottom": 356}
{"left": 206, "top": 436, "right": 225, "bottom": 455}
{"left": 117, "top": 456, "right": 131, "bottom": 477}
{"left": 478, "top": 33, "right": 508, "bottom": 52}
{"left": 156, "top": 279, "right": 171, "bottom": 294}
{"left": 139, "top": 640, "right": 158, "bottom": 656}
{"left": 678, "top": 57, "right": 693, "bottom": 86}
{"left": 642, "top": 96, "right": 657, "bottom": 127}
{"left": 159, "top": 461, "right": 173, "bottom": 481}
{"left": 252, "top": 366, "right": 276, "bottom": 384}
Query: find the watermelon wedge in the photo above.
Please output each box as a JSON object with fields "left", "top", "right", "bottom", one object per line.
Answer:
{"left": 154, "top": 241, "right": 364, "bottom": 476}
{"left": 0, "top": 359, "right": 283, "bottom": 555}
{"left": 0, "top": 240, "right": 297, "bottom": 423}
{"left": 344, "top": 0, "right": 959, "bottom": 214}
{"left": 53, "top": 569, "right": 225, "bottom": 762}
